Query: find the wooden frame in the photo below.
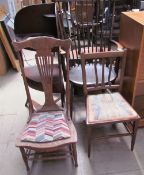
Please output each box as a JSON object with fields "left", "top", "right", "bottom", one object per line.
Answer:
{"left": 13, "top": 36, "right": 78, "bottom": 173}
{"left": 80, "top": 50, "right": 140, "bottom": 158}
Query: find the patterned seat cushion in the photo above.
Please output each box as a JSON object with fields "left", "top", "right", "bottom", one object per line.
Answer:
{"left": 21, "top": 112, "right": 71, "bottom": 143}
{"left": 87, "top": 92, "right": 140, "bottom": 124}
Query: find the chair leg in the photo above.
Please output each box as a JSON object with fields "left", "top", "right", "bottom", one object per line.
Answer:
{"left": 88, "top": 126, "right": 92, "bottom": 158}
{"left": 70, "top": 84, "right": 74, "bottom": 119}
{"left": 71, "top": 143, "right": 78, "bottom": 167}
{"left": 20, "top": 147, "right": 30, "bottom": 171}
{"left": 131, "top": 120, "right": 139, "bottom": 151}
{"left": 61, "top": 88, "right": 65, "bottom": 107}
{"left": 25, "top": 98, "right": 28, "bottom": 107}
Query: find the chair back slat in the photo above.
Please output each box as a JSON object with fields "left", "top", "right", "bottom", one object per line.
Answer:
{"left": 94, "top": 60, "right": 98, "bottom": 87}
{"left": 35, "top": 53, "right": 55, "bottom": 110}
{"left": 107, "top": 58, "right": 113, "bottom": 85}
{"left": 80, "top": 50, "right": 127, "bottom": 95}
{"left": 102, "top": 58, "right": 105, "bottom": 88}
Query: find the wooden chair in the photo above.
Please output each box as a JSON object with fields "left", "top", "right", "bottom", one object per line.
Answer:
{"left": 56, "top": 0, "right": 123, "bottom": 118}
{"left": 14, "top": 3, "right": 66, "bottom": 106}
{"left": 13, "top": 36, "right": 78, "bottom": 173}
{"left": 80, "top": 50, "right": 140, "bottom": 157}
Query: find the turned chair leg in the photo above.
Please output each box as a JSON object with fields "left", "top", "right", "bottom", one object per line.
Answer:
{"left": 131, "top": 120, "right": 139, "bottom": 151}
{"left": 61, "top": 89, "right": 65, "bottom": 107}
{"left": 71, "top": 143, "right": 78, "bottom": 167}
{"left": 88, "top": 126, "right": 92, "bottom": 158}
{"left": 20, "top": 147, "right": 30, "bottom": 172}
{"left": 70, "top": 84, "right": 74, "bottom": 119}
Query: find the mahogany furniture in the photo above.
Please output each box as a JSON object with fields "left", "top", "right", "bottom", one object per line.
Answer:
{"left": 13, "top": 36, "right": 78, "bottom": 173}
{"left": 119, "top": 12, "right": 144, "bottom": 126}
{"left": 80, "top": 50, "right": 140, "bottom": 158}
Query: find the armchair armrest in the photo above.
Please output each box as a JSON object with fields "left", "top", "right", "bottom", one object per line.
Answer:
{"left": 110, "top": 40, "right": 124, "bottom": 51}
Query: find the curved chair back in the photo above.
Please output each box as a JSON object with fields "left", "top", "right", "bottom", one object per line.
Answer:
{"left": 13, "top": 36, "right": 71, "bottom": 117}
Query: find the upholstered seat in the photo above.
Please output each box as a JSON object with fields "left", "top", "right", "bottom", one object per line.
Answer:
{"left": 16, "top": 116, "right": 77, "bottom": 150}
{"left": 87, "top": 92, "right": 139, "bottom": 124}
{"left": 21, "top": 112, "right": 71, "bottom": 143}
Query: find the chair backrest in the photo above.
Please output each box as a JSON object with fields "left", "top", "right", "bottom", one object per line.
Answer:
{"left": 13, "top": 36, "right": 71, "bottom": 116}
{"left": 56, "top": 0, "right": 114, "bottom": 61}
{"left": 80, "top": 50, "right": 127, "bottom": 96}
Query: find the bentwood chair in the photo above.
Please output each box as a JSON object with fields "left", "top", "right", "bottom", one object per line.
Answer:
{"left": 80, "top": 50, "right": 140, "bottom": 157}
{"left": 56, "top": 0, "right": 124, "bottom": 118}
{"left": 13, "top": 36, "right": 78, "bottom": 173}
{"left": 14, "top": 3, "right": 65, "bottom": 106}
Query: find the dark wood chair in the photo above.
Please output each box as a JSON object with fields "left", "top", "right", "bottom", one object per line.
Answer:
{"left": 56, "top": 0, "right": 124, "bottom": 118}
{"left": 14, "top": 3, "right": 66, "bottom": 106}
{"left": 13, "top": 36, "right": 78, "bottom": 173}
{"left": 80, "top": 49, "right": 140, "bottom": 157}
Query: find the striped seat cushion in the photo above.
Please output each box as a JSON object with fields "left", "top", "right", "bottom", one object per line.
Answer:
{"left": 21, "top": 112, "right": 71, "bottom": 143}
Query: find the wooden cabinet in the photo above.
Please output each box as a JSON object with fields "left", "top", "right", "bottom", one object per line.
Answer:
{"left": 119, "top": 12, "right": 144, "bottom": 126}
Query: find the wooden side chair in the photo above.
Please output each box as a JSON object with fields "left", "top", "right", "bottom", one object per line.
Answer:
{"left": 80, "top": 50, "right": 140, "bottom": 158}
{"left": 13, "top": 36, "right": 78, "bottom": 173}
